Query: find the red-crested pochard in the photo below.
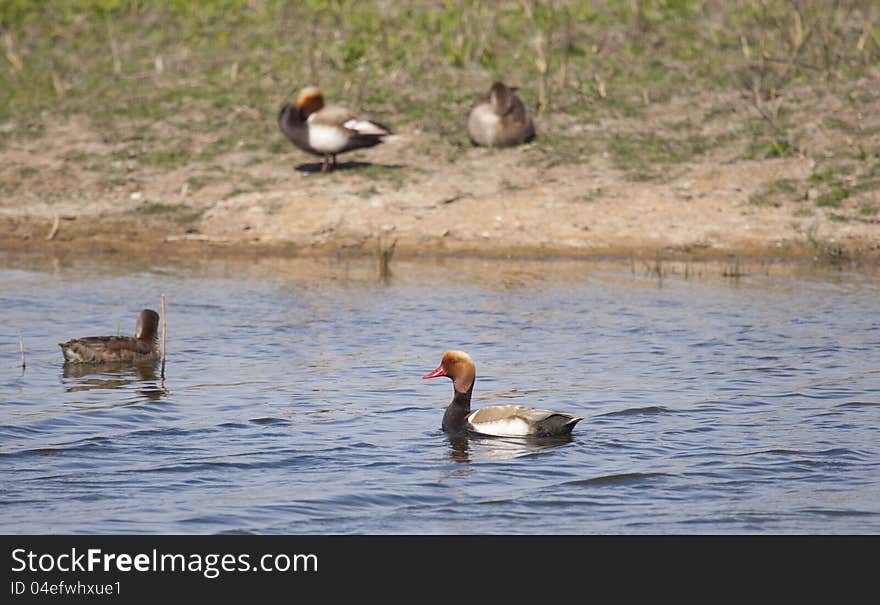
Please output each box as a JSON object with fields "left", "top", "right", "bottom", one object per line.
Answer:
{"left": 422, "top": 350, "right": 583, "bottom": 437}
{"left": 60, "top": 309, "right": 160, "bottom": 364}
{"left": 466, "top": 81, "right": 536, "bottom": 148}
{"left": 278, "top": 85, "right": 393, "bottom": 173}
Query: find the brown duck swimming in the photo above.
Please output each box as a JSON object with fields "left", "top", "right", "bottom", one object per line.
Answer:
{"left": 278, "top": 85, "right": 393, "bottom": 173}
{"left": 466, "top": 81, "right": 536, "bottom": 148}
{"left": 422, "top": 350, "right": 583, "bottom": 437}
{"left": 60, "top": 309, "right": 160, "bottom": 364}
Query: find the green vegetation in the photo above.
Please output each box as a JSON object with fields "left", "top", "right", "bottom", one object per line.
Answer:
{"left": 762, "top": 139, "right": 796, "bottom": 159}
{"left": 1, "top": 0, "right": 878, "bottom": 238}
{"left": 749, "top": 178, "right": 801, "bottom": 207}
{"left": 2, "top": 1, "right": 877, "bottom": 148}
{"left": 742, "top": 137, "right": 801, "bottom": 160}
{"left": 806, "top": 157, "right": 880, "bottom": 217}
{"left": 135, "top": 201, "right": 203, "bottom": 224}
{"left": 816, "top": 187, "right": 850, "bottom": 208}
{"left": 135, "top": 202, "right": 179, "bottom": 215}
{"left": 608, "top": 131, "right": 727, "bottom": 179}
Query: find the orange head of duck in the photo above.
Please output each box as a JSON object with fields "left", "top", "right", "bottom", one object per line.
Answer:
{"left": 422, "top": 350, "right": 476, "bottom": 393}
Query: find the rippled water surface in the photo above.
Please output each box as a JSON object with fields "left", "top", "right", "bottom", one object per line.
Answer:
{"left": 1, "top": 254, "right": 879, "bottom": 534}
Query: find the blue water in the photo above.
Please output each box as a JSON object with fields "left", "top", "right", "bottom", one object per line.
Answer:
{"left": 1, "top": 254, "right": 879, "bottom": 533}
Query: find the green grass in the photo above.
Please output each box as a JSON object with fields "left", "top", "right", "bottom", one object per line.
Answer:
{"left": 172, "top": 208, "right": 205, "bottom": 224}
{"left": 139, "top": 148, "right": 194, "bottom": 168}
{"left": 352, "top": 163, "right": 409, "bottom": 189}
{"left": 185, "top": 175, "right": 217, "bottom": 191}
{"left": 576, "top": 190, "right": 602, "bottom": 203}
{"left": 135, "top": 203, "right": 180, "bottom": 215}
{"left": 803, "top": 157, "right": 880, "bottom": 217}
{"left": 809, "top": 168, "right": 836, "bottom": 184}
{"left": 608, "top": 131, "right": 727, "bottom": 180}
{"left": 855, "top": 147, "right": 880, "bottom": 161}
{"left": 355, "top": 185, "right": 380, "bottom": 198}
{"left": 762, "top": 139, "right": 797, "bottom": 159}
{"left": 749, "top": 178, "right": 801, "bottom": 207}
{"left": 816, "top": 188, "right": 850, "bottom": 208}
{"left": 744, "top": 137, "right": 800, "bottom": 160}
{"left": 100, "top": 176, "right": 129, "bottom": 189}
{"left": 1, "top": 0, "right": 878, "bottom": 223}
{"left": 825, "top": 117, "right": 859, "bottom": 135}
{"left": 2, "top": 1, "right": 876, "bottom": 159}
{"left": 0, "top": 179, "right": 20, "bottom": 194}
{"left": 134, "top": 202, "right": 203, "bottom": 224}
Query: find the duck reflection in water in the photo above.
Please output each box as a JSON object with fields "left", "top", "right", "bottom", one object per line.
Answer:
{"left": 62, "top": 362, "right": 165, "bottom": 401}
{"left": 447, "top": 433, "right": 574, "bottom": 463}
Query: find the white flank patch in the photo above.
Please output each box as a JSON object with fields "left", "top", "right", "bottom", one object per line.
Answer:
{"left": 306, "top": 123, "right": 349, "bottom": 154}
{"left": 343, "top": 119, "right": 388, "bottom": 136}
{"left": 467, "top": 411, "right": 533, "bottom": 437}
{"left": 471, "top": 105, "right": 500, "bottom": 127}
{"left": 467, "top": 105, "right": 501, "bottom": 146}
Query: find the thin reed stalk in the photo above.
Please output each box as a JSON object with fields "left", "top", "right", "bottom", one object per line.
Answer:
{"left": 161, "top": 294, "right": 167, "bottom": 380}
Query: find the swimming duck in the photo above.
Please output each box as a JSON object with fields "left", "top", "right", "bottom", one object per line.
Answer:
{"left": 60, "top": 309, "right": 160, "bottom": 364}
{"left": 278, "top": 86, "right": 393, "bottom": 173}
{"left": 422, "top": 350, "right": 583, "bottom": 437}
{"left": 466, "top": 81, "right": 536, "bottom": 148}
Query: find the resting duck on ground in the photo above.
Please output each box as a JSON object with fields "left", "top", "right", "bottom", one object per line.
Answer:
{"left": 278, "top": 85, "right": 393, "bottom": 173}
{"left": 422, "top": 350, "right": 583, "bottom": 437}
{"left": 466, "top": 81, "right": 536, "bottom": 148}
{"left": 60, "top": 309, "right": 160, "bottom": 364}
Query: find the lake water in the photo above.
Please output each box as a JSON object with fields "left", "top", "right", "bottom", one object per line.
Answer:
{"left": 1, "top": 253, "right": 879, "bottom": 534}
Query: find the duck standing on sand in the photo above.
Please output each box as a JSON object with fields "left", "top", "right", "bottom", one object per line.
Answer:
{"left": 422, "top": 350, "right": 583, "bottom": 437}
{"left": 466, "top": 81, "right": 536, "bottom": 148}
{"left": 278, "top": 86, "right": 393, "bottom": 173}
{"left": 60, "top": 309, "right": 160, "bottom": 364}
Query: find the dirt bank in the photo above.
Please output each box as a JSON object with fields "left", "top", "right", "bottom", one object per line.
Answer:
{"left": 2, "top": 83, "right": 879, "bottom": 265}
